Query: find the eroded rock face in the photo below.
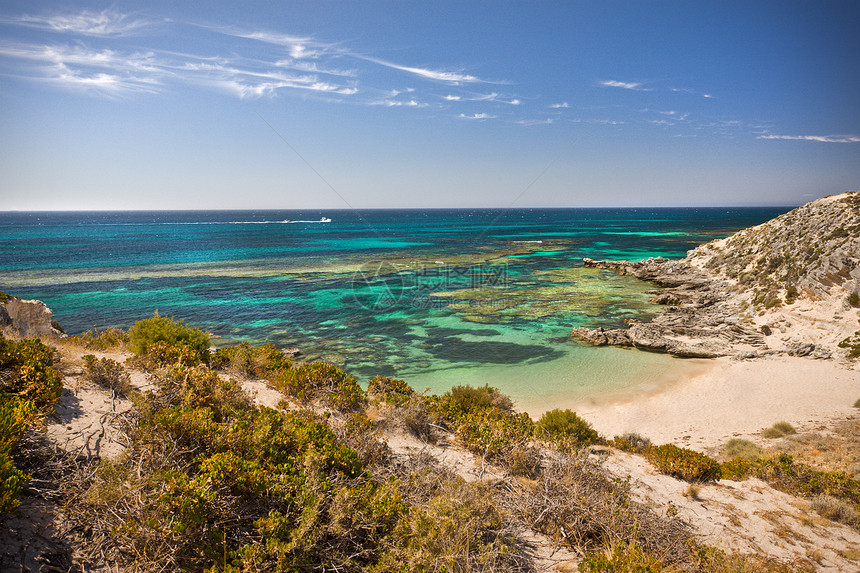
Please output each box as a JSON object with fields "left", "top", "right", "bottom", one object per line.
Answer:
{"left": 573, "top": 192, "right": 860, "bottom": 360}
{"left": 1, "top": 297, "right": 65, "bottom": 340}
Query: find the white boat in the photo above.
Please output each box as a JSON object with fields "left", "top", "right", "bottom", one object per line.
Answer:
{"left": 320, "top": 217, "right": 331, "bottom": 223}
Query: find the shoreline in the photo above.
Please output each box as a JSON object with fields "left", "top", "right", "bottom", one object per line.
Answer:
{"left": 566, "top": 355, "right": 859, "bottom": 454}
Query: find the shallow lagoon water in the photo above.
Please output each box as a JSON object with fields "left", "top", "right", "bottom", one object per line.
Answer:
{"left": 0, "top": 208, "right": 789, "bottom": 410}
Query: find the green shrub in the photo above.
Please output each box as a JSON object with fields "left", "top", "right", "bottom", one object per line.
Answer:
{"left": 579, "top": 542, "right": 668, "bottom": 572}
{"left": 0, "top": 336, "right": 62, "bottom": 514}
{"left": 721, "top": 453, "right": 860, "bottom": 504}
{"left": 0, "top": 291, "right": 10, "bottom": 304}
{"left": 723, "top": 439, "right": 763, "bottom": 460}
{"left": 0, "top": 336, "right": 62, "bottom": 414}
{"left": 211, "top": 342, "right": 291, "bottom": 378}
{"left": 850, "top": 292, "right": 860, "bottom": 307}
{"left": 456, "top": 409, "right": 534, "bottom": 458}
{"left": 374, "top": 479, "right": 521, "bottom": 572}
{"left": 761, "top": 421, "right": 796, "bottom": 439}
{"left": 272, "top": 362, "right": 365, "bottom": 411}
{"left": 610, "top": 433, "right": 652, "bottom": 454}
{"left": 536, "top": 408, "right": 600, "bottom": 449}
{"left": 645, "top": 444, "right": 721, "bottom": 483}
{"left": 438, "top": 383, "right": 513, "bottom": 422}
{"left": 0, "top": 397, "right": 35, "bottom": 513}
{"left": 127, "top": 312, "right": 210, "bottom": 367}
{"left": 854, "top": 398, "right": 860, "bottom": 409}
{"left": 838, "top": 331, "right": 860, "bottom": 358}
{"left": 785, "top": 285, "right": 798, "bottom": 304}
{"left": 82, "top": 354, "right": 132, "bottom": 397}
{"left": 367, "top": 375, "right": 414, "bottom": 406}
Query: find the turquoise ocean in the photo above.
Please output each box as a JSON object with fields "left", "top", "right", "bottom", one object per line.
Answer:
{"left": 0, "top": 208, "right": 788, "bottom": 412}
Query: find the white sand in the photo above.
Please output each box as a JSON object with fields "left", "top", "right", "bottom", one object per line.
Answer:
{"left": 573, "top": 355, "right": 860, "bottom": 453}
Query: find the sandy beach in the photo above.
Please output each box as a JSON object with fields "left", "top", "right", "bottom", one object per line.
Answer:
{"left": 573, "top": 355, "right": 860, "bottom": 453}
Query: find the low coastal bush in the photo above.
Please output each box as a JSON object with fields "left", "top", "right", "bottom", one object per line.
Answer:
{"left": 854, "top": 398, "right": 860, "bottom": 408}
{"left": 724, "top": 438, "right": 764, "bottom": 460}
{"left": 838, "top": 331, "right": 860, "bottom": 358}
{"left": 721, "top": 453, "right": 860, "bottom": 505}
{"left": 271, "top": 361, "right": 365, "bottom": 411}
{"left": 645, "top": 444, "right": 721, "bottom": 483}
{"left": 0, "top": 335, "right": 63, "bottom": 415}
{"left": 82, "top": 354, "right": 132, "bottom": 397}
{"left": 127, "top": 311, "right": 210, "bottom": 367}
{"left": 438, "top": 383, "right": 514, "bottom": 421}
{"left": 367, "top": 375, "right": 414, "bottom": 406}
{"left": 610, "top": 432, "right": 653, "bottom": 454}
{"left": 456, "top": 409, "right": 538, "bottom": 475}
{"left": 536, "top": 408, "right": 600, "bottom": 450}
{"left": 70, "top": 326, "right": 129, "bottom": 350}
{"left": 0, "top": 398, "right": 35, "bottom": 513}
{"left": 375, "top": 479, "right": 524, "bottom": 572}
{"left": 762, "top": 421, "right": 796, "bottom": 439}
{"left": 211, "top": 342, "right": 291, "bottom": 378}
{"left": 509, "top": 453, "right": 692, "bottom": 564}
{"left": 0, "top": 335, "right": 62, "bottom": 513}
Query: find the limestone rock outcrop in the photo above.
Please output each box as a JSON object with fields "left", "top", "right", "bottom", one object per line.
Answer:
{"left": 1, "top": 295, "right": 65, "bottom": 340}
{"left": 572, "top": 192, "right": 860, "bottom": 359}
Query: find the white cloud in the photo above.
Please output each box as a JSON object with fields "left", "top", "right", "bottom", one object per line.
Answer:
{"left": 373, "top": 98, "right": 426, "bottom": 107}
{"left": 459, "top": 113, "right": 496, "bottom": 120}
{"left": 6, "top": 9, "right": 152, "bottom": 36}
{"left": 599, "top": 80, "right": 646, "bottom": 90}
{"left": 550, "top": 102, "right": 569, "bottom": 108}
{"left": 757, "top": 134, "right": 860, "bottom": 143}
{"left": 517, "top": 118, "right": 553, "bottom": 126}
{"left": 360, "top": 56, "right": 482, "bottom": 84}
{"left": 0, "top": 42, "right": 164, "bottom": 94}
{"left": 444, "top": 92, "right": 520, "bottom": 105}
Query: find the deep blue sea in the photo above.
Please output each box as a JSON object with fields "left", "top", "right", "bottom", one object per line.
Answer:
{"left": 0, "top": 207, "right": 789, "bottom": 411}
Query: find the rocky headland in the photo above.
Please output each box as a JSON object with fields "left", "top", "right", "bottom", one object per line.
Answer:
{"left": 572, "top": 192, "right": 860, "bottom": 361}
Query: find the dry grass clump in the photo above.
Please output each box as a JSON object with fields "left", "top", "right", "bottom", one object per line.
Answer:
{"left": 724, "top": 438, "right": 763, "bottom": 460}
{"left": 68, "top": 326, "right": 129, "bottom": 351}
{"left": 811, "top": 495, "right": 860, "bottom": 528}
{"left": 771, "top": 418, "right": 860, "bottom": 478}
{"left": 762, "top": 421, "right": 796, "bottom": 439}
{"left": 503, "top": 452, "right": 693, "bottom": 565}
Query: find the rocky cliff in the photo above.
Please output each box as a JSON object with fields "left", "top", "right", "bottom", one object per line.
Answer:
{"left": 572, "top": 192, "right": 860, "bottom": 360}
{"left": 0, "top": 293, "right": 66, "bottom": 340}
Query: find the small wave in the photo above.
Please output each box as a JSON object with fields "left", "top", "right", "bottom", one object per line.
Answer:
{"left": 512, "top": 240, "right": 543, "bottom": 244}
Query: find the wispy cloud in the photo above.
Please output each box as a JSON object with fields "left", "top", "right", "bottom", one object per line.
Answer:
{"left": 758, "top": 134, "right": 860, "bottom": 143}
{"left": 4, "top": 9, "right": 153, "bottom": 36}
{"left": 516, "top": 118, "right": 553, "bottom": 126}
{"left": 550, "top": 102, "right": 569, "bottom": 108}
{"left": 359, "top": 55, "right": 483, "bottom": 84}
{"left": 599, "top": 79, "right": 647, "bottom": 90}
{"left": 445, "top": 91, "right": 520, "bottom": 105}
{"left": 0, "top": 42, "right": 163, "bottom": 94}
{"left": 459, "top": 113, "right": 496, "bottom": 120}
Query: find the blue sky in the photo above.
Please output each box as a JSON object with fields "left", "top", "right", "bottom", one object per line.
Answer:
{"left": 1, "top": 1, "right": 858, "bottom": 210}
